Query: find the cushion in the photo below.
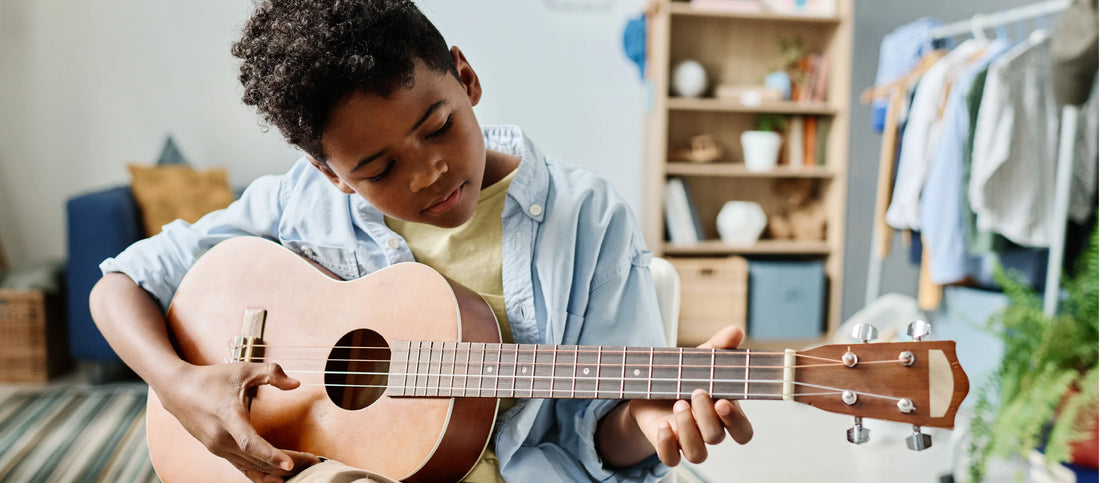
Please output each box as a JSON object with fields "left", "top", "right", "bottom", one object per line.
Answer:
{"left": 128, "top": 164, "right": 235, "bottom": 236}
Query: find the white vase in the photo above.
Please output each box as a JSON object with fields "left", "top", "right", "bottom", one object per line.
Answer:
{"left": 740, "top": 131, "right": 782, "bottom": 172}
{"left": 716, "top": 201, "right": 767, "bottom": 246}
{"left": 672, "top": 60, "right": 708, "bottom": 98}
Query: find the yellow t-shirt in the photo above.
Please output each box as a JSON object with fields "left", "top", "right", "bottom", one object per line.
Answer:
{"left": 385, "top": 168, "right": 517, "bottom": 483}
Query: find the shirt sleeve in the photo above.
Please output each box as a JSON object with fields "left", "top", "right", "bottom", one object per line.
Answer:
{"left": 98, "top": 173, "right": 287, "bottom": 312}
{"left": 561, "top": 214, "right": 670, "bottom": 482}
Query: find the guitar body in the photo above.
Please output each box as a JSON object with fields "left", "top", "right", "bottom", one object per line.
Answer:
{"left": 146, "top": 237, "right": 502, "bottom": 482}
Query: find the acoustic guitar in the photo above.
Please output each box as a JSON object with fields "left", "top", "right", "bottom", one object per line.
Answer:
{"left": 146, "top": 237, "right": 970, "bottom": 482}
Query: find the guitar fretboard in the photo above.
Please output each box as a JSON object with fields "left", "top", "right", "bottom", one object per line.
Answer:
{"left": 386, "top": 341, "right": 790, "bottom": 401}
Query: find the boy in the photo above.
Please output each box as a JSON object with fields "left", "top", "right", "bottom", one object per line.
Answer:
{"left": 90, "top": 1, "right": 753, "bottom": 482}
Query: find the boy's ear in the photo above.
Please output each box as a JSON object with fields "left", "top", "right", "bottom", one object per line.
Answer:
{"left": 307, "top": 156, "right": 356, "bottom": 194}
{"left": 450, "top": 46, "right": 482, "bottom": 106}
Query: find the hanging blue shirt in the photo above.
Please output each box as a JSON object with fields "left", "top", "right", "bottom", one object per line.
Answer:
{"left": 871, "top": 17, "right": 942, "bottom": 132}
{"left": 101, "top": 125, "right": 669, "bottom": 482}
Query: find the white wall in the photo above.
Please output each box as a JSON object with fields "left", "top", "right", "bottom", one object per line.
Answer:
{"left": 0, "top": 0, "right": 648, "bottom": 267}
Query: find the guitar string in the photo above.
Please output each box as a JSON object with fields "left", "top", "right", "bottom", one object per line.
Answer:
{"left": 305, "top": 383, "right": 839, "bottom": 399}
{"left": 270, "top": 357, "right": 902, "bottom": 370}
{"left": 295, "top": 379, "right": 906, "bottom": 403}
{"left": 231, "top": 344, "right": 852, "bottom": 365}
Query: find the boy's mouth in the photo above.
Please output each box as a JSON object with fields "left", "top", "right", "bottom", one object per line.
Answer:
{"left": 425, "top": 182, "right": 465, "bottom": 215}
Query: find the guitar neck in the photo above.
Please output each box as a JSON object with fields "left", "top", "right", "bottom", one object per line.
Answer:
{"left": 386, "top": 341, "right": 794, "bottom": 401}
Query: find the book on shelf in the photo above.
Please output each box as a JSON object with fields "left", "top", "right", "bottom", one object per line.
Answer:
{"left": 664, "top": 177, "right": 703, "bottom": 244}
{"left": 814, "top": 117, "right": 831, "bottom": 166}
{"left": 786, "top": 116, "right": 804, "bottom": 170}
{"left": 803, "top": 116, "right": 817, "bottom": 167}
{"left": 792, "top": 54, "right": 829, "bottom": 103}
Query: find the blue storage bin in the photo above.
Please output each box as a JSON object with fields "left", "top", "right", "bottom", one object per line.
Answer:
{"left": 747, "top": 260, "right": 825, "bottom": 340}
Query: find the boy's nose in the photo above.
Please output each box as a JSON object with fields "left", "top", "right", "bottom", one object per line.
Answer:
{"left": 409, "top": 158, "right": 448, "bottom": 192}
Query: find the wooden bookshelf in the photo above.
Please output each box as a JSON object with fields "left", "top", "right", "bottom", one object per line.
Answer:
{"left": 644, "top": 0, "right": 853, "bottom": 347}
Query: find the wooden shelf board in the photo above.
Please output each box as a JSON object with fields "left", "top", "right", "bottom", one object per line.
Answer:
{"left": 663, "top": 240, "right": 831, "bottom": 255}
{"left": 668, "top": 2, "right": 841, "bottom": 24}
{"left": 667, "top": 98, "right": 836, "bottom": 115}
{"left": 665, "top": 163, "right": 834, "bottom": 178}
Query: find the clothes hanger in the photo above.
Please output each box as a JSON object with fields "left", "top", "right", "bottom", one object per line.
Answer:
{"left": 971, "top": 14, "right": 989, "bottom": 42}
{"left": 859, "top": 49, "right": 949, "bottom": 103}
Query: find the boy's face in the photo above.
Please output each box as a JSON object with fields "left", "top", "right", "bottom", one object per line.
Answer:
{"left": 312, "top": 48, "right": 487, "bottom": 229}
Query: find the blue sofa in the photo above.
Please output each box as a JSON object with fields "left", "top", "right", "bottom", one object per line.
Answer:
{"left": 65, "top": 186, "right": 144, "bottom": 364}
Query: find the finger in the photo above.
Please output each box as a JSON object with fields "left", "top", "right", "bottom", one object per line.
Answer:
{"left": 716, "top": 399, "right": 754, "bottom": 444}
{"left": 690, "top": 390, "right": 725, "bottom": 445}
{"left": 284, "top": 449, "right": 324, "bottom": 473}
{"left": 257, "top": 363, "right": 300, "bottom": 391}
{"left": 698, "top": 325, "right": 745, "bottom": 350}
{"left": 239, "top": 468, "right": 270, "bottom": 483}
{"left": 674, "top": 400, "right": 707, "bottom": 464}
{"left": 655, "top": 421, "right": 681, "bottom": 467}
{"left": 225, "top": 410, "right": 295, "bottom": 474}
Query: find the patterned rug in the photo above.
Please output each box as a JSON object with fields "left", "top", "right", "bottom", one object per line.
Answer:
{"left": 0, "top": 385, "right": 158, "bottom": 483}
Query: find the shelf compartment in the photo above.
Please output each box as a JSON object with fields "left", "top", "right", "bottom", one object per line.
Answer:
{"left": 666, "top": 163, "right": 834, "bottom": 178}
{"left": 663, "top": 239, "right": 831, "bottom": 255}
{"left": 668, "top": 2, "right": 841, "bottom": 24}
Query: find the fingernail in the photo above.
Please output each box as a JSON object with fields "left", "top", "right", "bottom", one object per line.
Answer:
{"left": 716, "top": 400, "right": 732, "bottom": 416}
{"left": 692, "top": 388, "right": 707, "bottom": 397}
{"left": 281, "top": 460, "right": 293, "bottom": 471}
{"left": 674, "top": 400, "right": 690, "bottom": 413}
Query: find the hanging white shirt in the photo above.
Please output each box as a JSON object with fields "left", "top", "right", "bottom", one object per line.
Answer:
{"left": 886, "top": 40, "right": 984, "bottom": 231}
{"left": 969, "top": 31, "right": 1059, "bottom": 247}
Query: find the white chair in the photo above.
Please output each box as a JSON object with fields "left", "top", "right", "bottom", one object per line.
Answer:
{"left": 650, "top": 257, "right": 681, "bottom": 348}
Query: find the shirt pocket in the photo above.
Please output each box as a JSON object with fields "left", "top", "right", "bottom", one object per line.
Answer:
{"left": 281, "top": 240, "right": 362, "bottom": 281}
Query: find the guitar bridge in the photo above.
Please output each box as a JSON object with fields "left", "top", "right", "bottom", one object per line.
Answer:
{"left": 230, "top": 308, "right": 267, "bottom": 363}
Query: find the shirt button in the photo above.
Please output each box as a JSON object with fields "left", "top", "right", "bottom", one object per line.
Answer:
{"left": 387, "top": 238, "right": 401, "bottom": 250}
{"left": 528, "top": 204, "right": 543, "bottom": 217}
{"left": 301, "top": 247, "right": 315, "bottom": 258}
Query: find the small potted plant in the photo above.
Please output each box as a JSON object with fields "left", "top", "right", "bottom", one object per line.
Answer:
{"left": 741, "top": 114, "right": 786, "bottom": 172}
{"left": 967, "top": 225, "right": 1099, "bottom": 481}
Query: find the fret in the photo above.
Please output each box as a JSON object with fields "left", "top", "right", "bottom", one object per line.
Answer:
{"left": 677, "top": 348, "right": 683, "bottom": 400}
{"left": 446, "top": 341, "right": 457, "bottom": 398}
{"left": 395, "top": 341, "right": 408, "bottom": 396}
{"left": 459, "top": 342, "right": 469, "bottom": 398}
{"left": 511, "top": 344, "right": 520, "bottom": 399}
{"left": 535, "top": 344, "right": 555, "bottom": 397}
{"left": 744, "top": 350, "right": 750, "bottom": 400}
{"left": 477, "top": 342, "right": 489, "bottom": 398}
{"left": 514, "top": 344, "right": 533, "bottom": 398}
{"left": 595, "top": 347, "right": 603, "bottom": 399}
{"left": 531, "top": 345, "right": 539, "bottom": 398}
{"left": 647, "top": 348, "right": 654, "bottom": 399}
{"left": 429, "top": 341, "right": 441, "bottom": 397}
{"left": 570, "top": 346, "right": 578, "bottom": 399}
{"left": 412, "top": 341, "right": 424, "bottom": 397}
{"left": 651, "top": 348, "right": 682, "bottom": 399}
{"left": 709, "top": 349, "right": 715, "bottom": 396}
{"left": 619, "top": 347, "right": 626, "bottom": 399}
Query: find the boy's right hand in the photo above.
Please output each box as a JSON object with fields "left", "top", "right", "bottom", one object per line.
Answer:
{"left": 156, "top": 362, "right": 321, "bottom": 483}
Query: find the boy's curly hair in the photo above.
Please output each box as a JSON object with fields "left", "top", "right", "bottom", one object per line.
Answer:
{"left": 231, "top": 0, "right": 457, "bottom": 161}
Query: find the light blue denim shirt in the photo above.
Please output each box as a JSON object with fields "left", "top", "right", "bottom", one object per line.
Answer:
{"left": 101, "top": 125, "right": 669, "bottom": 482}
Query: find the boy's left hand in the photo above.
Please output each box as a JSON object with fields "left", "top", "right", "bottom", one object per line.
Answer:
{"left": 627, "top": 325, "right": 754, "bottom": 466}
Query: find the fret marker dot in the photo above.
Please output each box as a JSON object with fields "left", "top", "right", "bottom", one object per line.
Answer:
{"left": 583, "top": 368, "right": 590, "bottom": 375}
{"left": 522, "top": 367, "right": 528, "bottom": 374}
{"left": 486, "top": 367, "right": 493, "bottom": 373}
{"left": 633, "top": 369, "right": 641, "bottom": 376}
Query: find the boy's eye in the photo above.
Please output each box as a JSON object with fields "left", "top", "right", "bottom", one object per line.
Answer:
{"left": 426, "top": 115, "right": 453, "bottom": 139}
{"left": 367, "top": 160, "right": 395, "bottom": 183}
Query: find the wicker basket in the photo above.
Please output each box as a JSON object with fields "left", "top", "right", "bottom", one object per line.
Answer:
{"left": 0, "top": 288, "right": 70, "bottom": 382}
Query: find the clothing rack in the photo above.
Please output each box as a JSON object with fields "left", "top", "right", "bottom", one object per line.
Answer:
{"left": 930, "top": 0, "right": 1070, "bottom": 40}
{"left": 865, "top": 0, "right": 1073, "bottom": 317}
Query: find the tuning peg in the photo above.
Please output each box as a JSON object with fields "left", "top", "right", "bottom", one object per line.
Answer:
{"left": 847, "top": 417, "right": 870, "bottom": 444}
{"left": 850, "top": 323, "right": 878, "bottom": 343}
{"left": 905, "top": 425, "right": 932, "bottom": 451}
{"left": 906, "top": 320, "right": 931, "bottom": 341}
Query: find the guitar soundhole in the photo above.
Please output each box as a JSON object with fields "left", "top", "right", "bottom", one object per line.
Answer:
{"left": 325, "top": 328, "right": 390, "bottom": 411}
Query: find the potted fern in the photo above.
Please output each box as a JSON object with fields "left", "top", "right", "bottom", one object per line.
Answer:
{"left": 967, "top": 226, "right": 1099, "bottom": 481}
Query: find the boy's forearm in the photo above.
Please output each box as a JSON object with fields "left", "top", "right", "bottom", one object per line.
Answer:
{"left": 596, "top": 401, "right": 655, "bottom": 469}
{"left": 89, "top": 272, "right": 190, "bottom": 388}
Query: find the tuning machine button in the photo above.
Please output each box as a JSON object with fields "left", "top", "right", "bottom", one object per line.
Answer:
{"left": 851, "top": 323, "right": 878, "bottom": 343}
{"left": 906, "top": 425, "right": 932, "bottom": 451}
{"left": 847, "top": 417, "right": 870, "bottom": 445}
{"left": 907, "top": 320, "right": 931, "bottom": 341}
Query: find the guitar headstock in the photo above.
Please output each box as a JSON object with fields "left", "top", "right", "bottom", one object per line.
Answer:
{"left": 794, "top": 339, "right": 969, "bottom": 429}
